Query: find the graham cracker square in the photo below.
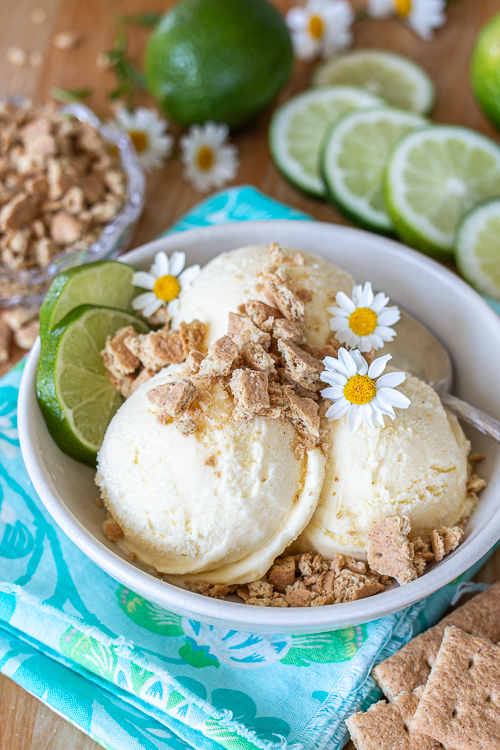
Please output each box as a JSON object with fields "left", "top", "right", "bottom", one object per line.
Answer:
{"left": 372, "top": 582, "right": 500, "bottom": 699}
{"left": 347, "top": 688, "right": 443, "bottom": 749}
{"left": 411, "top": 626, "right": 500, "bottom": 750}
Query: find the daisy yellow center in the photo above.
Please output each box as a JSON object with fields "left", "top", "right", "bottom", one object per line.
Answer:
{"left": 394, "top": 0, "right": 412, "bottom": 17}
{"left": 197, "top": 146, "right": 215, "bottom": 171}
{"left": 309, "top": 14, "right": 324, "bottom": 39}
{"left": 349, "top": 307, "right": 378, "bottom": 336}
{"left": 129, "top": 130, "right": 148, "bottom": 153}
{"left": 153, "top": 274, "right": 181, "bottom": 302}
{"left": 344, "top": 374, "right": 377, "bottom": 405}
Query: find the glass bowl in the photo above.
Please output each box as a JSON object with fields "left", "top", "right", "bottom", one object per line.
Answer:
{"left": 0, "top": 98, "right": 145, "bottom": 307}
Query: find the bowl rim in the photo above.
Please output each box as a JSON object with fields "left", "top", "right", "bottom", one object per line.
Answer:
{"left": 0, "top": 98, "right": 145, "bottom": 306}
{"left": 18, "top": 219, "right": 500, "bottom": 632}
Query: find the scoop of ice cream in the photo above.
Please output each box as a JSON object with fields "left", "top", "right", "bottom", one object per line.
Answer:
{"left": 171, "top": 244, "right": 354, "bottom": 348}
{"left": 96, "top": 365, "right": 325, "bottom": 584}
{"left": 294, "top": 373, "right": 472, "bottom": 560}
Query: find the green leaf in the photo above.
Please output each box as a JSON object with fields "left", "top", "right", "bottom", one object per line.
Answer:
{"left": 179, "top": 638, "right": 219, "bottom": 669}
{"left": 51, "top": 86, "right": 93, "bottom": 103}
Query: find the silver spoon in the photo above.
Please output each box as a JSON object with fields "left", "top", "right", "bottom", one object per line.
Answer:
{"left": 382, "top": 309, "right": 500, "bottom": 443}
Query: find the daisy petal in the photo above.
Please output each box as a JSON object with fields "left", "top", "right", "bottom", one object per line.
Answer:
{"left": 132, "top": 272, "right": 155, "bottom": 290}
{"left": 359, "top": 282, "right": 374, "bottom": 307}
{"left": 377, "top": 307, "right": 401, "bottom": 327}
{"left": 371, "top": 291, "right": 390, "bottom": 313}
{"left": 372, "top": 394, "right": 395, "bottom": 419}
{"left": 368, "top": 353, "right": 392, "bottom": 379}
{"left": 360, "top": 403, "right": 375, "bottom": 429}
{"left": 326, "top": 305, "right": 350, "bottom": 318}
{"left": 169, "top": 251, "right": 186, "bottom": 278}
{"left": 376, "top": 387, "right": 411, "bottom": 409}
{"left": 168, "top": 298, "right": 179, "bottom": 317}
{"left": 376, "top": 371, "right": 406, "bottom": 389}
{"left": 320, "top": 370, "right": 348, "bottom": 387}
{"left": 132, "top": 291, "right": 156, "bottom": 310}
{"left": 151, "top": 251, "right": 169, "bottom": 278}
{"left": 350, "top": 349, "right": 368, "bottom": 375}
{"left": 143, "top": 298, "right": 164, "bottom": 318}
{"left": 374, "top": 326, "right": 397, "bottom": 342}
{"left": 325, "top": 398, "right": 350, "bottom": 421}
{"left": 338, "top": 347, "right": 357, "bottom": 377}
{"left": 348, "top": 404, "right": 363, "bottom": 432}
{"left": 335, "top": 291, "right": 356, "bottom": 313}
{"left": 178, "top": 264, "right": 201, "bottom": 288}
{"left": 321, "top": 385, "right": 344, "bottom": 400}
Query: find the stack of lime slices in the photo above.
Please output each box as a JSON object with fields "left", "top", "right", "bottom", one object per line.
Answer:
{"left": 37, "top": 261, "right": 149, "bottom": 466}
{"left": 269, "top": 48, "right": 500, "bottom": 296}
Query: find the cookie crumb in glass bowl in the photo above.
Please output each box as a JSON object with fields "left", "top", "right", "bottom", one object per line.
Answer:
{"left": 0, "top": 97, "right": 144, "bottom": 307}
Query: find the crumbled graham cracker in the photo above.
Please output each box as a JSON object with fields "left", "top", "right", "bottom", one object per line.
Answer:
{"left": 285, "top": 389, "right": 320, "bottom": 449}
{"left": 228, "top": 311, "right": 271, "bottom": 349}
{"left": 229, "top": 369, "right": 269, "bottom": 420}
{"left": 467, "top": 474, "right": 487, "bottom": 495}
{"left": 240, "top": 341, "right": 276, "bottom": 374}
{"left": 127, "top": 330, "right": 186, "bottom": 373}
{"left": 184, "top": 349, "right": 205, "bottom": 375}
{"left": 101, "top": 326, "right": 141, "bottom": 378}
{"left": 129, "top": 368, "right": 152, "bottom": 394}
{"left": 198, "top": 335, "right": 239, "bottom": 378}
{"left": 367, "top": 516, "right": 417, "bottom": 585}
{"left": 178, "top": 319, "right": 205, "bottom": 356}
{"left": 104, "top": 521, "right": 123, "bottom": 541}
{"left": 278, "top": 339, "right": 323, "bottom": 392}
{"left": 285, "top": 583, "right": 312, "bottom": 607}
{"left": 430, "top": 526, "right": 463, "bottom": 563}
{"left": 147, "top": 379, "right": 197, "bottom": 419}
{"left": 267, "top": 556, "right": 295, "bottom": 592}
{"left": 468, "top": 453, "right": 486, "bottom": 464}
{"left": 173, "top": 416, "right": 199, "bottom": 436}
{"left": 334, "top": 569, "right": 386, "bottom": 602}
{"left": 265, "top": 280, "right": 305, "bottom": 322}
{"left": 245, "top": 299, "right": 280, "bottom": 329}
{"left": 272, "top": 318, "right": 306, "bottom": 343}
{"left": 248, "top": 580, "right": 274, "bottom": 598}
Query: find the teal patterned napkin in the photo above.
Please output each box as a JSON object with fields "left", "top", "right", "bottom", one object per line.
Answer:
{"left": 0, "top": 186, "right": 495, "bottom": 750}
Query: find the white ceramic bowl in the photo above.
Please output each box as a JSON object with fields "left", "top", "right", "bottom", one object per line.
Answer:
{"left": 18, "top": 221, "right": 500, "bottom": 634}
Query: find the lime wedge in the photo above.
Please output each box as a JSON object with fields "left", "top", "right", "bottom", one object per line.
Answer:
{"left": 456, "top": 199, "right": 500, "bottom": 300}
{"left": 322, "top": 107, "right": 426, "bottom": 232}
{"left": 269, "top": 86, "right": 384, "bottom": 197}
{"left": 313, "top": 50, "right": 435, "bottom": 114}
{"left": 37, "top": 305, "right": 149, "bottom": 466}
{"left": 40, "top": 260, "right": 137, "bottom": 338}
{"left": 385, "top": 125, "right": 500, "bottom": 258}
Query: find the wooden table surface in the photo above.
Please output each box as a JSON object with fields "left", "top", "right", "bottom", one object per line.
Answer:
{"left": 1, "top": 0, "right": 500, "bottom": 747}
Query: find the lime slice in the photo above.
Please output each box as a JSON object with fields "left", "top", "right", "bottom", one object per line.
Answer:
{"left": 40, "top": 260, "right": 137, "bottom": 338}
{"left": 385, "top": 125, "right": 500, "bottom": 258}
{"left": 269, "top": 86, "right": 384, "bottom": 197}
{"left": 455, "top": 199, "right": 500, "bottom": 300}
{"left": 471, "top": 12, "right": 500, "bottom": 130}
{"left": 37, "top": 305, "right": 149, "bottom": 466}
{"left": 313, "top": 50, "right": 435, "bottom": 114}
{"left": 322, "top": 107, "right": 426, "bottom": 232}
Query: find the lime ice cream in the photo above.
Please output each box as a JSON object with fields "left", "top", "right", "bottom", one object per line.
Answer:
{"left": 96, "top": 365, "right": 325, "bottom": 584}
{"left": 294, "top": 373, "right": 472, "bottom": 560}
{"left": 171, "top": 244, "right": 354, "bottom": 348}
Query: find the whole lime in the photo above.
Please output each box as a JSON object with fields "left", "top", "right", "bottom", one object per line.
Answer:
{"left": 472, "top": 12, "right": 500, "bottom": 129}
{"left": 144, "top": 0, "right": 294, "bottom": 129}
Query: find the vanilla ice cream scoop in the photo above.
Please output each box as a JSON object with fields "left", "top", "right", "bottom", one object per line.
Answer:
{"left": 96, "top": 365, "right": 325, "bottom": 584}
{"left": 171, "top": 244, "right": 354, "bottom": 348}
{"left": 294, "top": 373, "right": 472, "bottom": 560}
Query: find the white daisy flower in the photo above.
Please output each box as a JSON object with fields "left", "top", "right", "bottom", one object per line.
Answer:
{"left": 328, "top": 282, "right": 400, "bottom": 353}
{"left": 180, "top": 122, "right": 239, "bottom": 193}
{"left": 321, "top": 348, "right": 411, "bottom": 432}
{"left": 367, "top": 0, "right": 446, "bottom": 40}
{"left": 286, "top": 0, "right": 354, "bottom": 61}
{"left": 131, "top": 251, "right": 201, "bottom": 318}
{"left": 113, "top": 107, "right": 174, "bottom": 171}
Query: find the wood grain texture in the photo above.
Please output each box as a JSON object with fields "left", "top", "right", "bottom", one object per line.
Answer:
{"left": 1, "top": 0, "right": 500, "bottom": 748}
